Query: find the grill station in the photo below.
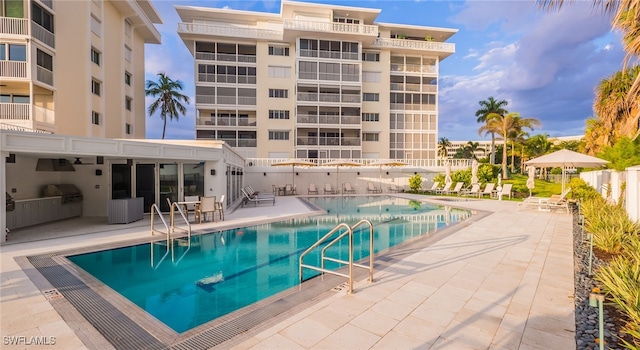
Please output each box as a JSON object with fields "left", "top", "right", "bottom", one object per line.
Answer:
{"left": 42, "top": 184, "right": 83, "bottom": 204}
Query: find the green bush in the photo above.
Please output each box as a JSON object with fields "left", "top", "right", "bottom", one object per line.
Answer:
{"left": 569, "top": 177, "right": 601, "bottom": 202}
{"left": 478, "top": 164, "right": 499, "bottom": 183}
{"left": 408, "top": 174, "right": 422, "bottom": 192}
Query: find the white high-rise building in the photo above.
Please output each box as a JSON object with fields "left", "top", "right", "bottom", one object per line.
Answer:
{"left": 177, "top": 0, "right": 456, "bottom": 160}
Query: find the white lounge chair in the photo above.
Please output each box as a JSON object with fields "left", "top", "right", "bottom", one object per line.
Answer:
{"left": 366, "top": 182, "right": 382, "bottom": 194}
{"left": 495, "top": 183, "right": 513, "bottom": 199}
{"left": 388, "top": 184, "right": 401, "bottom": 193}
{"left": 479, "top": 183, "right": 495, "bottom": 198}
{"left": 241, "top": 188, "right": 275, "bottom": 207}
{"left": 343, "top": 182, "right": 356, "bottom": 194}
{"left": 308, "top": 183, "right": 318, "bottom": 195}
{"left": 445, "top": 182, "right": 465, "bottom": 195}
{"left": 520, "top": 188, "right": 572, "bottom": 212}
{"left": 460, "top": 184, "right": 480, "bottom": 197}
{"left": 434, "top": 182, "right": 452, "bottom": 195}
{"left": 324, "top": 183, "right": 337, "bottom": 195}
{"left": 425, "top": 181, "right": 440, "bottom": 194}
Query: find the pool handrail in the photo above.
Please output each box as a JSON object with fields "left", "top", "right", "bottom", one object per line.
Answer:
{"left": 299, "top": 223, "right": 353, "bottom": 293}
{"left": 320, "top": 219, "right": 375, "bottom": 284}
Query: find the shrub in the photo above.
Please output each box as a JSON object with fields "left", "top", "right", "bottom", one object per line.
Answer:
{"left": 408, "top": 174, "right": 422, "bottom": 192}
{"left": 569, "top": 177, "right": 601, "bottom": 202}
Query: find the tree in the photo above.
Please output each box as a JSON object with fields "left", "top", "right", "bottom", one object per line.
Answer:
{"left": 465, "top": 141, "right": 485, "bottom": 160}
{"left": 525, "top": 134, "right": 553, "bottom": 179}
{"left": 475, "top": 97, "right": 509, "bottom": 164}
{"left": 145, "top": 73, "right": 190, "bottom": 139}
{"left": 598, "top": 136, "right": 640, "bottom": 171}
{"left": 437, "top": 137, "right": 451, "bottom": 159}
{"left": 583, "top": 117, "right": 608, "bottom": 155}
{"left": 480, "top": 112, "right": 541, "bottom": 179}
{"left": 593, "top": 66, "right": 640, "bottom": 146}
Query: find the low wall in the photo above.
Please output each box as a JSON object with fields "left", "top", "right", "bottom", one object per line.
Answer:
{"left": 581, "top": 166, "right": 640, "bottom": 223}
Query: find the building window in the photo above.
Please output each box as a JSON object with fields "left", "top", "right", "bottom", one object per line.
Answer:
{"left": 2, "top": 0, "right": 24, "bottom": 17}
{"left": 91, "top": 15, "right": 101, "bottom": 37}
{"left": 268, "top": 45, "right": 289, "bottom": 56}
{"left": 363, "top": 93, "right": 379, "bottom": 102}
{"left": 124, "top": 45, "right": 132, "bottom": 62}
{"left": 124, "top": 71, "right": 131, "bottom": 86}
{"left": 31, "top": 3, "right": 54, "bottom": 33}
{"left": 362, "top": 113, "right": 379, "bottom": 122}
{"left": 125, "top": 123, "right": 132, "bottom": 134}
{"left": 269, "top": 110, "right": 290, "bottom": 119}
{"left": 333, "top": 17, "right": 360, "bottom": 24}
{"left": 0, "top": 44, "right": 27, "bottom": 61}
{"left": 36, "top": 49, "right": 52, "bottom": 70}
{"left": 269, "top": 89, "right": 288, "bottom": 98}
{"left": 91, "top": 48, "right": 100, "bottom": 66}
{"left": 268, "top": 66, "right": 291, "bottom": 78}
{"left": 363, "top": 133, "right": 379, "bottom": 142}
{"left": 362, "top": 71, "right": 381, "bottom": 83}
{"left": 362, "top": 52, "right": 380, "bottom": 62}
{"left": 91, "top": 111, "right": 100, "bottom": 125}
{"left": 269, "top": 131, "right": 289, "bottom": 140}
{"left": 125, "top": 97, "right": 132, "bottom": 111}
{"left": 92, "top": 80, "right": 101, "bottom": 96}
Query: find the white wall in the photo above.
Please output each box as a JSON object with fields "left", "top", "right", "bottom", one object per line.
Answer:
{"left": 626, "top": 166, "right": 640, "bottom": 223}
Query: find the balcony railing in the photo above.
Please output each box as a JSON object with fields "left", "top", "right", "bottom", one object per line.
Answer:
{"left": 178, "top": 22, "right": 283, "bottom": 40}
{"left": 195, "top": 95, "right": 256, "bottom": 106}
{"left": 36, "top": 66, "right": 53, "bottom": 86}
{"left": 299, "top": 49, "right": 359, "bottom": 61}
{"left": 32, "top": 22, "right": 55, "bottom": 48}
{"left": 390, "top": 83, "right": 422, "bottom": 92}
{"left": 390, "top": 63, "right": 437, "bottom": 74}
{"left": 390, "top": 103, "right": 436, "bottom": 111}
{"left": 195, "top": 52, "right": 257, "bottom": 63}
{"left": 0, "top": 61, "right": 28, "bottom": 78}
{"left": 372, "top": 38, "right": 454, "bottom": 53}
{"left": 0, "top": 17, "right": 28, "bottom": 35}
{"left": 296, "top": 136, "right": 361, "bottom": 146}
{"left": 237, "top": 139, "right": 257, "bottom": 147}
{"left": 284, "top": 19, "right": 377, "bottom": 36}
{"left": 0, "top": 103, "right": 55, "bottom": 124}
{"left": 296, "top": 114, "right": 361, "bottom": 125}
{"left": 297, "top": 93, "right": 361, "bottom": 103}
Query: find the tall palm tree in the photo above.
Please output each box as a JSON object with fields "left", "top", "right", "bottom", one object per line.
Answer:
{"left": 464, "top": 141, "right": 485, "bottom": 160}
{"left": 507, "top": 126, "right": 529, "bottom": 173}
{"left": 475, "top": 97, "right": 509, "bottom": 164}
{"left": 437, "top": 137, "right": 451, "bottom": 159}
{"left": 480, "top": 112, "right": 541, "bottom": 179}
{"left": 594, "top": 66, "right": 640, "bottom": 146}
{"left": 583, "top": 117, "right": 609, "bottom": 155}
{"left": 145, "top": 73, "right": 190, "bottom": 139}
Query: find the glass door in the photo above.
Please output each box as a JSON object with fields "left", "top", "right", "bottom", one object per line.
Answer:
{"left": 136, "top": 164, "right": 155, "bottom": 213}
{"left": 159, "top": 164, "right": 178, "bottom": 212}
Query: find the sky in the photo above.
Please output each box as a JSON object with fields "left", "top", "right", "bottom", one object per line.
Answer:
{"left": 144, "top": 0, "right": 625, "bottom": 141}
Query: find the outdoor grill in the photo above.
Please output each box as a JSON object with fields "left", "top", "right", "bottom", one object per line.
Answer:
{"left": 5, "top": 192, "right": 14, "bottom": 212}
{"left": 42, "top": 184, "right": 83, "bottom": 204}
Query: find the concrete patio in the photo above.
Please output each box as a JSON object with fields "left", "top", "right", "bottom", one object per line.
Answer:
{"left": 0, "top": 194, "right": 575, "bottom": 349}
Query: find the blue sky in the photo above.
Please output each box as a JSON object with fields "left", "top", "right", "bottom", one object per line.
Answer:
{"left": 144, "top": 0, "right": 624, "bottom": 141}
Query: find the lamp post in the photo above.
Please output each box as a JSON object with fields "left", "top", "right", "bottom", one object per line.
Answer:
{"left": 589, "top": 288, "right": 605, "bottom": 350}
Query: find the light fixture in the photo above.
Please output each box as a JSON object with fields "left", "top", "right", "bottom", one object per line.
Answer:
{"left": 211, "top": 169, "right": 216, "bottom": 176}
{"left": 74, "top": 158, "right": 82, "bottom": 165}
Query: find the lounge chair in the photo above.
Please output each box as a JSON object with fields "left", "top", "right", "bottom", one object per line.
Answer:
{"left": 285, "top": 184, "right": 297, "bottom": 196}
{"left": 244, "top": 186, "right": 275, "bottom": 199}
{"left": 479, "top": 183, "right": 495, "bottom": 198}
{"left": 388, "top": 184, "right": 401, "bottom": 193}
{"left": 366, "top": 182, "right": 382, "bottom": 194}
{"left": 308, "top": 183, "right": 318, "bottom": 195}
{"left": 494, "top": 183, "right": 513, "bottom": 199}
{"left": 519, "top": 187, "right": 572, "bottom": 212}
{"left": 460, "top": 184, "right": 480, "bottom": 197}
{"left": 343, "top": 182, "right": 356, "bottom": 194}
{"left": 445, "top": 182, "right": 464, "bottom": 195}
{"left": 434, "top": 182, "right": 452, "bottom": 195}
{"left": 323, "top": 183, "right": 337, "bottom": 195}
{"left": 241, "top": 188, "right": 275, "bottom": 207}
{"left": 424, "top": 182, "right": 440, "bottom": 194}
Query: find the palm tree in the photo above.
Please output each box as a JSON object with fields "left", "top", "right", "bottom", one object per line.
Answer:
{"left": 507, "top": 126, "right": 529, "bottom": 173}
{"left": 145, "top": 73, "right": 190, "bottom": 139}
{"left": 475, "top": 97, "right": 509, "bottom": 164}
{"left": 583, "top": 117, "right": 609, "bottom": 155}
{"left": 594, "top": 66, "right": 640, "bottom": 146}
{"left": 464, "top": 141, "right": 485, "bottom": 160}
{"left": 437, "top": 137, "right": 451, "bottom": 159}
{"left": 480, "top": 112, "right": 541, "bottom": 179}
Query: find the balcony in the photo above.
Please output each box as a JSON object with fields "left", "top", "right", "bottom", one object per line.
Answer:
{"left": 297, "top": 93, "right": 361, "bottom": 104}
{"left": 0, "top": 61, "right": 28, "bottom": 78}
{"left": 36, "top": 66, "right": 53, "bottom": 86}
{"left": 390, "top": 63, "right": 437, "bottom": 74}
{"left": 178, "top": 22, "right": 283, "bottom": 40}
{"left": 372, "top": 38, "right": 454, "bottom": 54}
{"left": 296, "top": 136, "right": 361, "bottom": 146}
{"left": 195, "top": 95, "right": 256, "bottom": 106}
{"left": 32, "top": 22, "right": 55, "bottom": 48}
{"left": 297, "top": 114, "right": 360, "bottom": 125}
{"left": 284, "top": 19, "right": 377, "bottom": 37}
{"left": 0, "top": 17, "right": 28, "bottom": 35}
{"left": 195, "top": 52, "right": 257, "bottom": 63}
{"left": 0, "top": 103, "right": 55, "bottom": 127}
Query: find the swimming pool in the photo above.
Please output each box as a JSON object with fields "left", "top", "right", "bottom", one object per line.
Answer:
{"left": 68, "top": 196, "right": 471, "bottom": 333}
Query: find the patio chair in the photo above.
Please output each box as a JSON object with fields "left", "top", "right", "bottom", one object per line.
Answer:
{"left": 388, "top": 184, "right": 401, "bottom": 193}
{"left": 460, "top": 184, "right": 480, "bottom": 197}
{"left": 215, "top": 195, "right": 225, "bottom": 221}
{"left": 285, "top": 184, "right": 295, "bottom": 196}
{"left": 323, "top": 183, "right": 337, "bottom": 195}
{"left": 197, "top": 196, "right": 217, "bottom": 223}
{"left": 445, "top": 182, "right": 465, "bottom": 195}
{"left": 245, "top": 186, "right": 275, "bottom": 199}
{"left": 308, "top": 183, "right": 318, "bottom": 195}
{"left": 241, "top": 188, "right": 275, "bottom": 207}
{"left": 545, "top": 188, "right": 572, "bottom": 213}
{"left": 479, "top": 183, "right": 495, "bottom": 198}
{"left": 434, "top": 182, "right": 452, "bottom": 195}
{"left": 366, "top": 182, "right": 382, "bottom": 194}
{"left": 182, "top": 195, "right": 200, "bottom": 221}
{"left": 343, "top": 182, "right": 356, "bottom": 194}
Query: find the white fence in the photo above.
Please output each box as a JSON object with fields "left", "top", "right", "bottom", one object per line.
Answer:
{"left": 580, "top": 166, "right": 640, "bottom": 223}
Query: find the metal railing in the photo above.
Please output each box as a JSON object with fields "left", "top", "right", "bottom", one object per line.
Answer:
{"left": 150, "top": 203, "right": 170, "bottom": 244}
{"left": 299, "top": 220, "right": 374, "bottom": 294}
{"left": 0, "top": 61, "right": 28, "bottom": 78}
{"left": 245, "top": 158, "right": 473, "bottom": 169}
{"left": 31, "top": 22, "right": 55, "bottom": 48}
{"left": 372, "top": 38, "right": 454, "bottom": 53}
{"left": 284, "top": 19, "right": 378, "bottom": 36}
{"left": 36, "top": 66, "right": 53, "bottom": 86}
{"left": 0, "top": 17, "right": 28, "bottom": 35}
{"left": 178, "top": 22, "right": 283, "bottom": 40}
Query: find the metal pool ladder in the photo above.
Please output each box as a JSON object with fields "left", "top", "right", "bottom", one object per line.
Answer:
{"left": 299, "top": 219, "right": 375, "bottom": 294}
{"left": 150, "top": 203, "right": 192, "bottom": 268}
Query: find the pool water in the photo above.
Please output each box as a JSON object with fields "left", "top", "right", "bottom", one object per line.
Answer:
{"left": 68, "top": 196, "right": 470, "bottom": 333}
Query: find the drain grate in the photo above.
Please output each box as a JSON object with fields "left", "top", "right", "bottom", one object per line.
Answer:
{"left": 27, "top": 254, "right": 166, "bottom": 350}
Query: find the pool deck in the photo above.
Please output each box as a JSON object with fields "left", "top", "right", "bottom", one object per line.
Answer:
{"left": 0, "top": 194, "right": 575, "bottom": 349}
